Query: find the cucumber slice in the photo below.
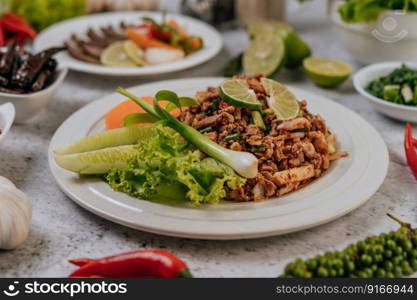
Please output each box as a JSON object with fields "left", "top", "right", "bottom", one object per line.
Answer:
{"left": 54, "top": 145, "right": 137, "bottom": 174}
{"left": 383, "top": 85, "right": 401, "bottom": 102}
{"left": 54, "top": 126, "right": 155, "bottom": 155}
{"left": 401, "top": 84, "right": 413, "bottom": 103}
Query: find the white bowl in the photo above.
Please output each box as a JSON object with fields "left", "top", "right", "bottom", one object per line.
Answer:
{"left": 0, "top": 103, "right": 15, "bottom": 145}
{"left": 0, "top": 66, "right": 68, "bottom": 124}
{"left": 353, "top": 61, "right": 417, "bottom": 123}
{"left": 329, "top": 0, "right": 417, "bottom": 64}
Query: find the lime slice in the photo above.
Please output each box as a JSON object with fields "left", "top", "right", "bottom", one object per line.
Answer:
{"left": 100, "top": 41, "right": 137, "bottom": 67}
{"left": 248, "top": 20, "right": 293, "bottom": 39}
{"left": 247, "top": 21, "right": 310, "bottom": 70}
{"left": 220, "top": 79, "right": 261, "bottom": 110}
{"left": 282, "top": 32, "right": 311, "bottom": 68}
{"left": 54, "top": 126, "right": 155, "bottom": 155}
{"left": 260, "top": 78, "right": 300, "bottom": 120}
{"left": 303, "top": 57, "right": 353, "bottom": 88}
{"left": 54, "top": 145, "right": 137, "bottom": 174}
{"left": 123, "top": 40, "right": 146, "bottom": 66}
{"left": 243, "top": 33, "right": 286, "bottom": 77}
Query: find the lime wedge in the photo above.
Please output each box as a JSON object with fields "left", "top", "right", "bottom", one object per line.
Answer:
{"left": 54, "top": 145, "right": 137, "bottom": 174}
{"left": 54, "top": 126, "right": 155, "bottom": 155}
{"left": 303, "top": 57, "right": 353, "bottom": 88}
{"left": 220, "top": 79, "right": 261, "bottom": 110}
{"left": 282, "top": 31, "right": 311, "bottom": 68}
{"left": 260, "top": 78, "right": 300, "bottom": 121}
{"left": 123, "top": 40, "right": 146, "bottom": 66}
{"left": 248, "top": 20, "right": 293, "bottom": 39}
{"left": 101, "top": 41, "right": 137, "bottom": 67}
{"left": 243, "top": 33, "right": 286, "bottom": 77}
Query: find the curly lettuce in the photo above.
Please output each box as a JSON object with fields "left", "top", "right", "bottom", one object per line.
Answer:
{"left": 106, "top": 126, "right": 245, "bottom": 206}
{"left": 339, "top": 0, "right": 417, "bottom": 23}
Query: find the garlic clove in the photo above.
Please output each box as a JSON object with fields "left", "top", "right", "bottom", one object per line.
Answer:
{"left": 0, "top": 176, "right": 32, "bottom": 250}
{"left": 0, "top": 176, "right": 14, "bottom": 187}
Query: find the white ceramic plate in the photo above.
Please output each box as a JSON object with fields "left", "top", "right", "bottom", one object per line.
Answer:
{"left": 34, "top": 12, "right": 222, "bottom": 77}
{"left": 49, "top": 78, "right": 389, "bottom": 240}
{"left": 353, "top": 62, "right": 417, "bottom": 123}
{"left": 0, "top": 103, "right": 15, "bottom": 145}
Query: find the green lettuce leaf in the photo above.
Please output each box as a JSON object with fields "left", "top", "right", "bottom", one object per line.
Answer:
{"left": 106, "top": 126, "right": 245, "bottom": 206}
{"left": 339, "top": 0, "right": 417, "bottom": 23}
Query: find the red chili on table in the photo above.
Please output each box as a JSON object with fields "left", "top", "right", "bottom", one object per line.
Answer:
{"left": 69, "top": 250, "right": 192, "bottom": 278}
{"left": 0, "top": 24, "right": 5, "bottom": 47}
{"left": 404, "top": 123, "right": 417, "bottom": 180}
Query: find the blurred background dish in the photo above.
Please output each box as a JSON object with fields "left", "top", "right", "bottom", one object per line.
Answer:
{"left": 354, "top": 61, "right": 417, "bottom": 123}
{"left": 329, "top": 0, "right": 417, "bottom": 64}
{"left": 34, "top": 12, "right": 222, "bottom": 76}
{"left": 0, "top": 103, "right": 15, "bottom": 144}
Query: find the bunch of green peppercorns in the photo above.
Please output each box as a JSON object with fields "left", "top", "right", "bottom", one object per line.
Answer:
{"left": 281, "top": 214, "right": 417, "bottom": 278}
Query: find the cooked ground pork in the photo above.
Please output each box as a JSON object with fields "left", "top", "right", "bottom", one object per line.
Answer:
{"left": 178, "top": 75, "right": 347, "bottom": 202}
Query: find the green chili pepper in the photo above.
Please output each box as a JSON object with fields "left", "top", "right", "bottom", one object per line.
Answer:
{"left": 199, "top": 127, "right": 213, "bottom": 134}
{"left": 225, "top": 133, "right": 239, "bottom": 141}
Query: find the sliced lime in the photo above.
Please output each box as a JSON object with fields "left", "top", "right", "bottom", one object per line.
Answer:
{"left": 247, "top": 20, "right": 311, "bottom": 70}
{"left": 260, "top": 78, "right": 300, "bottom": 121}
{"left": 100, "top": 41, "right": 137, "bottom": 67}
{"left": 54, "top": 145, "right": 137, "bottom": 174}
{"left": 123, "top": 40, "right": 146, "bottom": 66}
{"left": 54, "top": 126, "right": 155, "bottom": 155}
{"left": 220, "top": 79, "right": 261, "bottom": 110}
{"left": 248, "top": 20, "right": 293, "bottom": 39}
{"left": 243, "top": 33, "right": 286, "bottom": 77}
{"left": 303, "top": 57, "right": 353, "bottom": 88}
{"left": 282, "top": 32, "right": 311, "bottom": 68}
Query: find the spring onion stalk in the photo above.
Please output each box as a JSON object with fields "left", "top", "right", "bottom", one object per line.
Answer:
{"left": 152, "top": 100, "right": 258, "bottom": 179}
{"left": 117, "top": 87, "right": 258, "bottom": 178}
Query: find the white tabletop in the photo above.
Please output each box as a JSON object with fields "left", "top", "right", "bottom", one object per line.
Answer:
{"left": 1, "top": 1, "right": 416, "bottom": 277}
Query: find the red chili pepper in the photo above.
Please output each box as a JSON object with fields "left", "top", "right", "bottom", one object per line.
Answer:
{"left": 404, "top": 123, "right": 417, "bottom": 180}
{"left": 69, "top": 250, "right": 192, "bottom": 278}
{"left": 0, "top": 24, "right": 4, "bottom": 47}
{"left": 2, "top": 13, "right": 30, "bottom": 26}
{"left": 137, "top": 24, "right": 158, "bottom": 39}
{"left": 1, "top": 18, "right": 36, "bottom": 40}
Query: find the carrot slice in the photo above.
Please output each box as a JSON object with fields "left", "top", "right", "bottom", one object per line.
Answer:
{"left": 125, "top": 27, "right": 177, "bottom": 50}
{"left": 105, "top": 97, "right": 180, "bottom": 130}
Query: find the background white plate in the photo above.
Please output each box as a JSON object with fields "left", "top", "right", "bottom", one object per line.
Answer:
{"left": 48, "top": 78, "right": 389, "bottom": 240}
{"left": 0, "top": 103, "right": 15, "bottom": 145}
{"left": 34, "top": 12, "right": 222, "bottom": 77}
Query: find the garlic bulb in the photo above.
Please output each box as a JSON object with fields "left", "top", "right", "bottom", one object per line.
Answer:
{"left": 0, "top": 176, "right": 31, "bottom": 250}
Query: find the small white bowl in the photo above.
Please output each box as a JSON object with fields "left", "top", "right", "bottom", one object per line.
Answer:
{"left": 353, "top": 61, "right": 417, "bottom": 123}
{"left": 0, "top": 66, "right": 68, "bottom": 124}
{"left": 0, "top": 103, "right": 15, "bottom": 145}
{"left": 329, "top": 0, "right": 417, "bottom": 64}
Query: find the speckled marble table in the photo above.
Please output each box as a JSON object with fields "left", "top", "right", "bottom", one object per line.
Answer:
{"left": 1, "top": 2, "right": 417, "bottom": 278}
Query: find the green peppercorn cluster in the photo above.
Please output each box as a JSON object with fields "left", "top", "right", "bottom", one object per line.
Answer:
{"left": 281, "top": 222, "right": 417, "bottom": 278}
